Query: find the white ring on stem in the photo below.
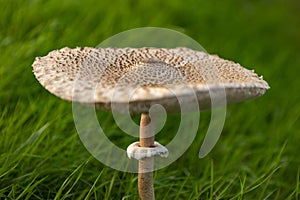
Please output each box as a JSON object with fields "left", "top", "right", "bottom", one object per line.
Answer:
{"left": 127, "top": 141, "right": 169, "bottom": 160}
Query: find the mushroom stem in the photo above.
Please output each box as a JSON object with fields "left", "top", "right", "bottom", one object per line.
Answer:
{"left": 138, "top": 113, "right": 155, "bottom": 200}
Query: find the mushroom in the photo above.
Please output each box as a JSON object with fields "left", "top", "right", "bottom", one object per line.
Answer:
{"left": 32, "top": 47, "right": 269, "bottom": 200}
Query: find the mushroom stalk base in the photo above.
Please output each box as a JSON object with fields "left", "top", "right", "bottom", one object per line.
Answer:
{"left": 138, "top": 113, "right": 155, "bottom": 200}
{"left": 139, "top": 157, "right": 154, "bottom": 200}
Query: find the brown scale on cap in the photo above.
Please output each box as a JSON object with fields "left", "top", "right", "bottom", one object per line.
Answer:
{"left": 32, "top": 47, "right": 269, "bottom": 113}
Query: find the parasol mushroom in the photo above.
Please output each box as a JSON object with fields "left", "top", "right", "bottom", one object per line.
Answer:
{"left": 32, "top": 47, "right": 269, "bottom": 200}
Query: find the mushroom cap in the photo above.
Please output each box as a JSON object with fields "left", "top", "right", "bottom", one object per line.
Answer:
{"left": 32, "top": 47, "right": 269, "bottom": 113}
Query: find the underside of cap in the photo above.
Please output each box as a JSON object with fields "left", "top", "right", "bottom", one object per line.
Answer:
{"left": 32, "top": 47, "right": 269, "bottom": 113}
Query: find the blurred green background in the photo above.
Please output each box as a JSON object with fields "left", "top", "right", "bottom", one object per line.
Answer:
{"left": 1, "top": 0, "right": 300, "bottom": 199}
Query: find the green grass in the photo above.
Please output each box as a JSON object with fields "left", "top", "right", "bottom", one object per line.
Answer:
{"left": 1, "top": 0, "right": 300, "bottom": 199}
